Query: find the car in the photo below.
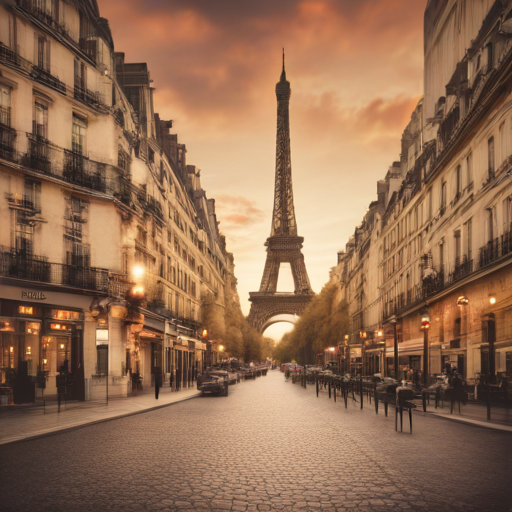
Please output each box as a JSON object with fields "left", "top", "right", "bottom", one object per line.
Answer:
{"left": 198, "top": 373, "right": 228, "bottom": 396}
{"left": 208, "top": 369, "right": 238, "bottom": 385}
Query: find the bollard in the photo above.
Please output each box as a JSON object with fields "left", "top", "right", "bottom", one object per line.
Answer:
{"left": 360, "top": 379, "right": 363, "bottom": 410}
{"left": 328, "top": 379, "right": 331, "bottom": 399}
{"left": 333, "top": 379, "right": 336, "bottom": 402}
{"left": 316, "top": 375, "right": 319, "bottom": 397}
{"left": 384, "top": 399, "right": 388, "bottom": 417}
{"left": 422, "top": 390, "right": 427, "bottom": 412}
{"left": 374, "top": 388, "right": 379, "bottom": 414}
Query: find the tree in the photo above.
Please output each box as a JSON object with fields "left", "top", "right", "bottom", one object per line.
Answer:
{"left": 273, "top": 283, "right": 349, "bottom": 364}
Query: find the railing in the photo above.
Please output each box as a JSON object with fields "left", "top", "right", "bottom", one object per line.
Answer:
{"left": 63, "top": 150, "right": 107, "bottom": 192}
{"left": 0, "top": 249, "right": 108, "bottom": 292}
{"left": 0, "top": 127, "right": 132, "bottom": 199}
{"left": 24, "top": 133, "right": 52, "bottom": 174}
{"left": 74, "top": 83, "right": 105, "bottom": 109}
{"left": 0, "top": 43, "right": 21, "bottom": 67}
{"left": 108, "top": 273, "right": 131, "bottom": 299}
{"left": 449, "top": 258, "right": 473, "bottom": 283}
{"left": 32, "top": 66, "right": 66, "bottom": 94}
{"left": 0, "top": 123, "right": 17, "bottom": 162}
{"left": 479, "top": 238, "right": 499, "bottom": 267}
{"left": 6, "top": 194, "right": 41, "bottom": 213}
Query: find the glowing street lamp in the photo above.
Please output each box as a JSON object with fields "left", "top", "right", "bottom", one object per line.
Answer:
{"left": 132, "top": 265, "right": 145, "bottom": 280}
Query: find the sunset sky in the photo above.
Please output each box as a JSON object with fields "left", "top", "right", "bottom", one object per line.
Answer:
{"left": 100, "top": 0, "right": 428, "bottom": 340}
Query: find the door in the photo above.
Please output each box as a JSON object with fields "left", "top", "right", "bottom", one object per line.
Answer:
{"left": 71, "top": 327, "right": 85, "bottom": 401}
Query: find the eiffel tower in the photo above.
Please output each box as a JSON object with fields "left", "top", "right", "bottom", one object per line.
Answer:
{"left": 248, "top": 53, "right": 313, "bottom": 333}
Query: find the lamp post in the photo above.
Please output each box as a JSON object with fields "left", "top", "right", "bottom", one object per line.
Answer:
{"left": 359, "top": 331, "right": 367, "bottom": 377}
{"left": 391, "top": 317, "right": 398, "bottom": 380}
{"left": 420, "top": 308, "right": 430, "bottom": 387}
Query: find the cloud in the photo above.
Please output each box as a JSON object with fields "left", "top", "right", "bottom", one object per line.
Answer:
{"left": 214, "top": 195, "right": 265, "bottom": 227}
{"left": 97, "top": 0, "right": 428, "bottom": 313}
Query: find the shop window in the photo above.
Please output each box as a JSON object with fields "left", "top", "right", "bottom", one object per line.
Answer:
{"left": 19, "top": 306, "right": 34, "bottom": 315}
{"left": 51, "top": 309, "right": 81, "bottom": 320}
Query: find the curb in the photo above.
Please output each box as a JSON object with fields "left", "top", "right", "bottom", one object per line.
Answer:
{"left": 0, "top": 392, "right": 201, "bottom": 446}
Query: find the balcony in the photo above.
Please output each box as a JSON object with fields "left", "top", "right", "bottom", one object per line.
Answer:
{"left": 23, "top": 134, "right": 52, "bottom": 174}
{"left": 6, "top": 194, "right": 42, "bottom": 214}
{"left": 63, "top": 150, "right": 107, "bottom": 193}
{"left": 74, "top": 83, "right": 105, "bottom": 110}
{"left": 449, "top": 257, "right": 473, "bottom": 282}
{"left": 31, "top": 66, "right": 66, "bottom": 94}
{"left": 0, "top": 43, "right": 20, "bottom": 67}
{"left": 479, "top": 238, "right": 499, "bottom": 267}
{"left": 0, "top": 123, "right": 17, "bottom": 162}
{"left": 0, "top": 248, "right": 108, "bottom": 292}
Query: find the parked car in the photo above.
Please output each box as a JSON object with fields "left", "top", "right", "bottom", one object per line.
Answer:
{"left": 208, "top": 369, "right": 238, "bottom": 385}
{"left": 198, "top": 373, "right": 227, "bottom": 396}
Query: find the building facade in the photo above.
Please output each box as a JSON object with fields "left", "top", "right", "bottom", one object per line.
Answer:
{"left": 0, "top": 0, "right": 234, "bottom": 402}
{"left": 332, "top": 0, "right": 512, "bottom": 384}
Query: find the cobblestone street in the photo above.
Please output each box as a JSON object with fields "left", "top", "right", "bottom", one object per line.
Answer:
{"left": 1, "top": 370, "right": 511, "bottom": 512}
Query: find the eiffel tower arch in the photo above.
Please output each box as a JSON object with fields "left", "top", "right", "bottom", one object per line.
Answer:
{"left": 248, "top": 54, "right": 314, "bottom": 334}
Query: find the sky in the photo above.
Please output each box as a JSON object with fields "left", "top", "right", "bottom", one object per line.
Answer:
{"left": 99, "top": 0, "right": 428, "bottom": 340}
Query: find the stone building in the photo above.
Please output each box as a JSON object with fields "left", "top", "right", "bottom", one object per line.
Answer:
{"left": 0, "top": 0, "right": 232, "bottom": 401}
{"left": 332, "top": 0, "right": 512, "bottom": 383}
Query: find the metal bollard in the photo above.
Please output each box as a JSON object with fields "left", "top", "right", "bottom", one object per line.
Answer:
{"left": 422, "top": 390, "right": 427, "bottom": 412}
{"left": 328, "top": 379, "right": 331, "bottom": 399}
{"left": 333, "top": 379, "right": 336, "bottom": 402}
{"left": 375, "top": 388, "right": 379, "bottom": 414}
{"left": 316, "top": 375, "right": 319, "bottom": 397}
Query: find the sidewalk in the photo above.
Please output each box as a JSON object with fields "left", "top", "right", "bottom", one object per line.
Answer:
{"left": 0, "top": 385, "right": 200, "bottom": 445}
{"left": 418, "top": 398, "right": 512, "bottom": 432}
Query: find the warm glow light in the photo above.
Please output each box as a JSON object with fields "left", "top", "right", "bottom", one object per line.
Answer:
{"left": 218, "top": 345, "right": 224, "bottom": 352}
{"left": 344, "top": 334, "right": 349, "bottom": 341}
{"left": 10, "top": 346, "right": 13, "bottom": 353}
{"left": 26, "top": 346, "right": 32, "bottom": 355}
{"left": 132, "top": 285, "right": 145, "bottom": 296}
{"left": 201, "top": 328, "right": 208, "bottom": 338}
{"left": 457, "top": 295, "right": 469, "bottom": 306}
{"left": 50, "top": 323, "right": 71, "bottom": 331}
{"left": 132, "top": 265, "right": 145, "bottom": 280}
{"left": 490, "top": 296, "right": 496, "bottom": 305}
{"left": 376, "top": 330, "right": 383, "bottom": 337}
{"left": 42, "top": 359, "right": 47, "bottom": 365}
{"left": 328, "top": 347, "right": 335, "bottom": 352}
{"left": 19, "top": 306, "right": 34, "bottom": 315}
{"left": 59, "top": 344, "right": 65, "bottom": 350}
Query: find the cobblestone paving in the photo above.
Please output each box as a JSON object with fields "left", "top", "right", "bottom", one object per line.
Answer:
{"left": 1, "top": 371, "right": 511, "bottom": 512}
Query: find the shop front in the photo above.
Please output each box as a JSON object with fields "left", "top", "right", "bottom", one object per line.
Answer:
{"left": 0, "top": 296, "right": 86, "bottom": 401}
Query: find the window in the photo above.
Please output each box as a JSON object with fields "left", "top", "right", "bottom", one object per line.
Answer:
{"left": 34, "top": 101, "right": 48, "bottom": 138}
{"left": 487, "top": 43, "right": 493, "bottom": 71}
{"left": 464, "top": 219, "right": 472, "bottom": 262}
{"left": 503, "top": 196, "right": 512, "bottom": 233}
{"left": 74, "top": 59, "right": 87, "bottom": 97}
{"left": 488, "top": 136, "right": 495, "bottom": 180}
{"left": 72, "top": 115, "right": 86, "bottom": 154}
{"left": 455, "top": 165, "right": 461, "bottom": 199}
{"left": 466, "top": 152, "right": 473, "bottom": 187}
{"left": 454, "top": 230, "right": 461, "bottom": 267}
{"left": 0, "top": 84, "right": 11, "bottom": 128}
{"left": 440, "top": 181, "right": 446, "bottom": 213}
{"left": 499, "top": 122, "right": 506, "bottom": 165}
{"left": 36, "top": 35, "right": 50, "bottom": 71}
{"left": 24, "top": 179, "right": 41, "bottom": 211}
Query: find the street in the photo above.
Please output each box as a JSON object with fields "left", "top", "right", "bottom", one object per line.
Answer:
{"left": 1, "top": 370, "right": 511, "bottom": 512}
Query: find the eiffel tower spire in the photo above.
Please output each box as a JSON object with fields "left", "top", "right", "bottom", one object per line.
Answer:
{"left": 271, "top": 48, "right": 297, "bottom": 237}
{"left": 248, "top": 56, "right": 313, "bottom": 333}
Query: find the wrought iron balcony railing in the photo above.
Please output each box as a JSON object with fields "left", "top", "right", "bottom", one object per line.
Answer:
{"left": 0, "top": 122, "right": 17, "bottom": 162}
{"left": 0, "top": 248, "right": 108, "bottom": 292}
{"left": 32, "top": 65, "right": 66, "bottom": 94}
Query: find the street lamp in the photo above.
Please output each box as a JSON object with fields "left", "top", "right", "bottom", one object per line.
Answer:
{"left": 420, "top": 308, "right": 430, "bottom": 387}
{"left": 359, "top": 331, "right": 366, "bottom": 377}
{"left": 391, "top": 317, "right": 398, "bottom": 380}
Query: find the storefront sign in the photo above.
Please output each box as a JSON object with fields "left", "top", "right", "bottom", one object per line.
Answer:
{"left": 96, "top": 329, "right": 109, "bottom": 346}
{"left": 21, "top": 291, "right": 46, "bottom": 300}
